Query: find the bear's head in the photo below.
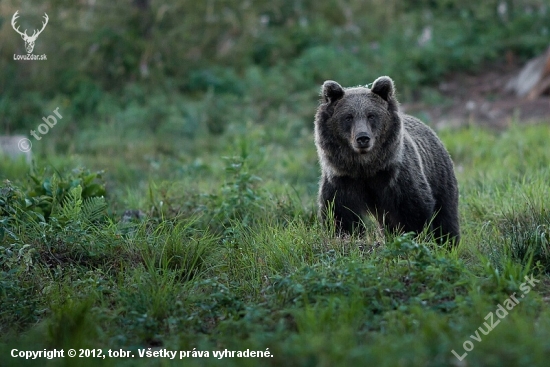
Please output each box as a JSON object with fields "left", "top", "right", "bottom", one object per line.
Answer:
{"left": 315, "top": 76, "right": 402, "bottom": 175}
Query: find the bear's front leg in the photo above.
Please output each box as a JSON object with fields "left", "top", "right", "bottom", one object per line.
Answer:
{"left": 381, "top": 172, "right": 436, "bottom": 237}
{"left": 319, "top": 176, "right": 365, "bottom": 235}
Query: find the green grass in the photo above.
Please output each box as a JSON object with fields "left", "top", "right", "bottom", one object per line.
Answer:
{"left": 1, "top": 121, "right": 550, "bottom": 366}
{"left": 3, "top": 1, "right": 550, "bottom": 364}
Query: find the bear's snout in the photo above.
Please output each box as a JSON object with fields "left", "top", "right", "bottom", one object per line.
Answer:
{"left": 351, "top": 119, "right": 373, "bottom": 152}
{"left": 355, "top": 133, "right": 371, "bottom": 148}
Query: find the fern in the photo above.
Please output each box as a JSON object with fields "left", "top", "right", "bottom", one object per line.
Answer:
{"left": 54, "top": 186, "right": 107, "bottom": 226}
{"left": 82, "top": 196, "right": 108, "bottom": 223}
{"left": 58, "top": 185, "right": 83, "bottom": 222}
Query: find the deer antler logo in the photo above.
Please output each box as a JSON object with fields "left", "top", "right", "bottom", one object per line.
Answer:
{"left": 11, "top": 11, "right": 49, "bottom": 54}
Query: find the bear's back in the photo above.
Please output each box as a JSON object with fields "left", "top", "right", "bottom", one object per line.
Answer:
{"left": 401, "top": 114, "right": 457, "bottom": 204}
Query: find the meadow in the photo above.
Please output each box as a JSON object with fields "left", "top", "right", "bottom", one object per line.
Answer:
{"left": 2, "top": 1, "right": 550, "bottom": 366}
{"left": 1, "top": 113, "right": 549, "bottom": 366}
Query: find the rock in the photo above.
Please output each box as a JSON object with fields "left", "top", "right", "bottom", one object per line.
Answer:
{"left": 121, "top": 209, "right": 146, "bottom": 223}
{"left": 0, "top": 135, "right": 32, "bottom": 163}
{"left": 506, "top": 46, "right": 550, "bottom": 99}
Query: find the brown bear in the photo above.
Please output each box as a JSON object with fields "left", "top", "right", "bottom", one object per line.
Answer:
{"left": 314, "top": 76, "right": 460, "bottom": 245}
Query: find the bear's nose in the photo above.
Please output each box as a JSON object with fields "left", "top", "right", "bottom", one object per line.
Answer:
{"left": 356, "top": 133, "right": 371, "bottom": 147}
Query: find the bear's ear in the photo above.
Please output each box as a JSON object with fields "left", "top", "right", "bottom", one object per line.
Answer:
{"left": 322, "top": 81, "right": 344, "bottom": 104}
{"left": 371, "top": 76, "right": 395, "bottom": 102}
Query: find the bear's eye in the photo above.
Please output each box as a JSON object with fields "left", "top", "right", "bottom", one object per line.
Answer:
{"left": 344, "top": 114, "right": 353, "bottom": 123}
{"left": 367, "top": 114, "right": 376, "bottom": 122}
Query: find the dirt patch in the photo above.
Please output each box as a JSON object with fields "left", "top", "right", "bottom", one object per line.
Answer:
{"left": 403, "top": 63, "right": 550, "bottom": 129}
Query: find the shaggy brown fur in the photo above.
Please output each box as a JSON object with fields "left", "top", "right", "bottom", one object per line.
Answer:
{"left": 315, "top": 76, "right": 460, "bottom": 245}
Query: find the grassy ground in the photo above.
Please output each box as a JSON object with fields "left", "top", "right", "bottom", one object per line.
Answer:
{"left": 1, "top": 117, "right": 550, "bottom": 366}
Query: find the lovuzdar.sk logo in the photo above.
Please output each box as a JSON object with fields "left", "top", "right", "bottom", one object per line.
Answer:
{"left": 12, "top": 10, "right": 48, "bottom": 61}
